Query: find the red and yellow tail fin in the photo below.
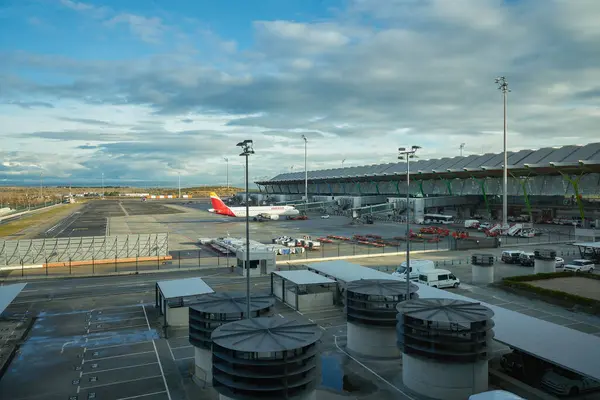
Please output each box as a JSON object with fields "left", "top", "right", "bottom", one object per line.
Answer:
{"left": 209, "top": 192, "right": 234, "bottom": 216}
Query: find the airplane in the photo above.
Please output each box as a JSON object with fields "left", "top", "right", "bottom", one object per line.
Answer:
{"left": 208, "top": 192, "right": 300, "bottom": 221}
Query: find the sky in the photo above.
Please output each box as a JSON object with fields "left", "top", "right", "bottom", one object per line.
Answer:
{"left": 1, "top": 0, "right": 600, "bottom": 188}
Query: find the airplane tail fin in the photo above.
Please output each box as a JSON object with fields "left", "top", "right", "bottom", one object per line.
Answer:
{"left": 209, "top": 192, "right": 231, "bottom": 213}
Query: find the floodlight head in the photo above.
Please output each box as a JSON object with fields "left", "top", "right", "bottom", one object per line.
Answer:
{"left": 301, "top": 134, "right": 307, "bottom": 142}
{"left": 398, "top": 156, "right": 405, "bottom": 161}
{"left": 411, "top": 145, "right": 421, "bottom": 150}
{"left": 398, "top": 147, "right": 406, "bottom": 152}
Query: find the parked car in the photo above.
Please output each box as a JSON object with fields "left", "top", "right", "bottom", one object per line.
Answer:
{"left": 501, "top": 250, "right": 523, "bottom": 264}
{"left": 519, "top": 252, "right": 535, "bottom": 267}
{"left": 564, "top": 259, "right": 595, "bottom": 273}
{"left": 555, "top": 257, "right": 565, "bottom": 269}
{"left": 478, "top": 222, "right": 491, "bottom": 231}
{"left": 541, "top": 368, "right": 600, "bottom": 397}
{"left": 320, "top": 215, "right": 330, "bottom": 219}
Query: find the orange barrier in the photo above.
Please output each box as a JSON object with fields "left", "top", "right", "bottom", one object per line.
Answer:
{"left": 44, "top": 255, "right": 173, "bottom": 268}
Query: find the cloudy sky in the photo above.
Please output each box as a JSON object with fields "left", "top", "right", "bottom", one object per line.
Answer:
{"left": 1, "top": 0, "right": 599, "bottom": 188}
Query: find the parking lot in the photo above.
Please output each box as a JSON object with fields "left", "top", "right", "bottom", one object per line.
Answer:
{"left": 0, "top": 303, "right": 173, "bottom": 400}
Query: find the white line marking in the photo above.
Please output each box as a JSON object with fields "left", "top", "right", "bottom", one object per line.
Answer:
{"left": 323, "top": 324, "right": 347, "bottom": 330}
{"left": 334, "top": 335, "right": 415, "bottom": 399}
{"left": 87, "top": 341, "right": 153, "bottom": 351}
{"left": 166, "top": 339, "right": 176, "bottom": 361}
{"left": 175, "top": 356, "right": 194, "bottom": 361}
{"left": 88, "top": 324, "right": 148, "bottom": 333}
{"left": 170, "top": 344, "right": 192, "bottom": 351}
{"left": 61, "top": 340, "right": 79, "bottom": 354}
{"left": 116, "top": 390, "right": 167, "bottom": 400}
{"left": 84, "top": 362, "right": 158, "bottom": 375}
{"left": 86, "top": 374, "right": 163, "bottom": 390}
{"left": 302, "top": 308, "right": 341, "bottom": 316}
{"left": 143, "top": 305, "right": 172, "bottom": 400}
{"left": 169, "top": 334, "right": 190, "bottom": 340}
{"left": 86, "top": 351, "right": 154, "bottom": 361}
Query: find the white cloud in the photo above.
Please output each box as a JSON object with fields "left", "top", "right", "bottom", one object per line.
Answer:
{"left": 2, "top": 0, "right": 600, "bottom": 185}
{"left": 106, "top": 14, "right": 166, "bottom": 44}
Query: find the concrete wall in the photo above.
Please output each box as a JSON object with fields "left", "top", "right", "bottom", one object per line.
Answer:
{"left": 534, "top": 259, "right": 555, "bottom": 274}
{"left": 166, "top": 306, "right": 189, "bottom": 327}
{"left": 347, "top": 322, "right": 400, "bottom": 359}
{"left": 574, "top": 228, "right": 600, "bottom": 241}
{"left": 273, "top": 281, "right": 334, "bottom": 311}
{"left": 402, "top": 353, "right": 488, "bottom": 400}
{"left": 450, "top": 237, "right": 499, "bottom": 251}
{"left": 298, "top": 291, "right": 334, "bottom": 311}
{"left": 194, "top": 347, "right": 212, "bottom": 384}
{"left": 472, "top": 265, "right": 494, "bottom": 284}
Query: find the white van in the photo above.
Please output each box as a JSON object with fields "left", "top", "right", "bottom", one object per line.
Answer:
{"left": 392, "top": 259, "right": 435, "bottom": 281}
{"left": 464, "top": 219, "right": 480, "bottom": 229}
{"left": 418, "top": 269, "right": 460, "bottom": 288}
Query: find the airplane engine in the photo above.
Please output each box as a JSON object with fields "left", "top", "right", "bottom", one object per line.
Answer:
{"left": 270, "top": 215, "right": 280, "bottom": 220}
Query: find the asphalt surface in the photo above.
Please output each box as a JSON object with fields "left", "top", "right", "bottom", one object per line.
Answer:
{"left": 0, "top": 269, "right": 416, "bottom": 400}
{"left": 4, "top": 267, "right": 600, "bottom": 400}
{"left": 37, "top": 200, "right": 183, "bottom": 239}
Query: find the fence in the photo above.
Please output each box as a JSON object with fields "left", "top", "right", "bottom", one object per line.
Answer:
{"left": 0, "top": 233, "right": 169, "bottom": 266}
{"left": 0, "top": 235, "right": 584, "bottom": 281}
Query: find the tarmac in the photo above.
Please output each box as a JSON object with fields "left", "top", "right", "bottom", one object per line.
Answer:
{"left": 106, "top": 202, "right": 580, "bottom": 255}
{"left": 36, "top": 200, "right": 183, "bottom": 239}
{"left": 3, "top": 267, "right": 600, "bottom": 400}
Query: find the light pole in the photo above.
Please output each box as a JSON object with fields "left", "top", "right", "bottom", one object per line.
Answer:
{"left": 101, "top": 172, "right": 104, "bottom": 199}
{"left": 178, "top": 172, "right": 181, "bottom": 199}
{"left": 459, "top": 143, "right": 466, "bottom": 157}
{"left": 39, "top": 172, "right": 43, "bottom": 201}
{"left": 495, "top": 76, "right": 510, "bottom": 227}
{"left": 223, "top": 157, "right": 229, "bottom": 189}
{"left": 398, "top": 145, "right": 421, "bottom": 300}
{"left": 237, "top": 139, "right": 255, "bottom": 318}
{"left": 341, "top": 159, "right": 346, "bottom": 168}
{"left": 301, "top": 135, "right": 308, "bottom": 205}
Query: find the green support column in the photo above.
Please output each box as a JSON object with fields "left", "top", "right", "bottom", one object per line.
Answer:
{"left": 327, "top": 182, "right": 333, "bottom": 196}
{"left": 440, "top": 178, "right": 453, "bottom": 195}
{"left": 342, "top": 182, "right": 347, "bottom": 194}
{"left": 509, "top": 173, "right": 533, "bottom": 223}
{"left": 417, "top": 180, "right": 425, "bottom": 197}
{"left": 257, "top": 185, "right": 263, "bottom": 193}
{"left": 473, "top": 176, "right": 491, "bottom": 217}
{"left": 373, "top": 181, "right": 380, "bottom": 195}
{"left": 287, "top": 185, "right": 292, "bottom": 194}
{"left": 560, "top": 172, "right": 586, "bottom": 222}
{"left": 354, "top": 181, "right": 362, "bottom": 195}
{"left": 395, "top": 181, "right": 401, "bottom": 196}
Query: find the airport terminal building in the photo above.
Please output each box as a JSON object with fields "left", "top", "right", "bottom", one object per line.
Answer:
{"left": 254, "top": 143, "right": 600, "bottom": 224}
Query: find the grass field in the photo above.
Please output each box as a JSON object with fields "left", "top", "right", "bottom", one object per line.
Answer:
{"left": 0, "top": 204, "right": 78, "bottom": 238}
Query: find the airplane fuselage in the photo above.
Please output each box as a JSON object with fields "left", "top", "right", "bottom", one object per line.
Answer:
{"left": 209, "top": 205, "right": 300, "bottom": 218}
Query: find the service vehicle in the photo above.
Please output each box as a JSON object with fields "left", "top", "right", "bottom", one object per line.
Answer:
{"left": 417, "top": 269, "right": 460, "bottom": 288}
{"left": 392, "top": 259, "right": 436, "bottom": 281}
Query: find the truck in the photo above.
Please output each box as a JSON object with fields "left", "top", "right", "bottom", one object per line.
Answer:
{"left": 392, "top": 259, "right": 436, "bottom": 281}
